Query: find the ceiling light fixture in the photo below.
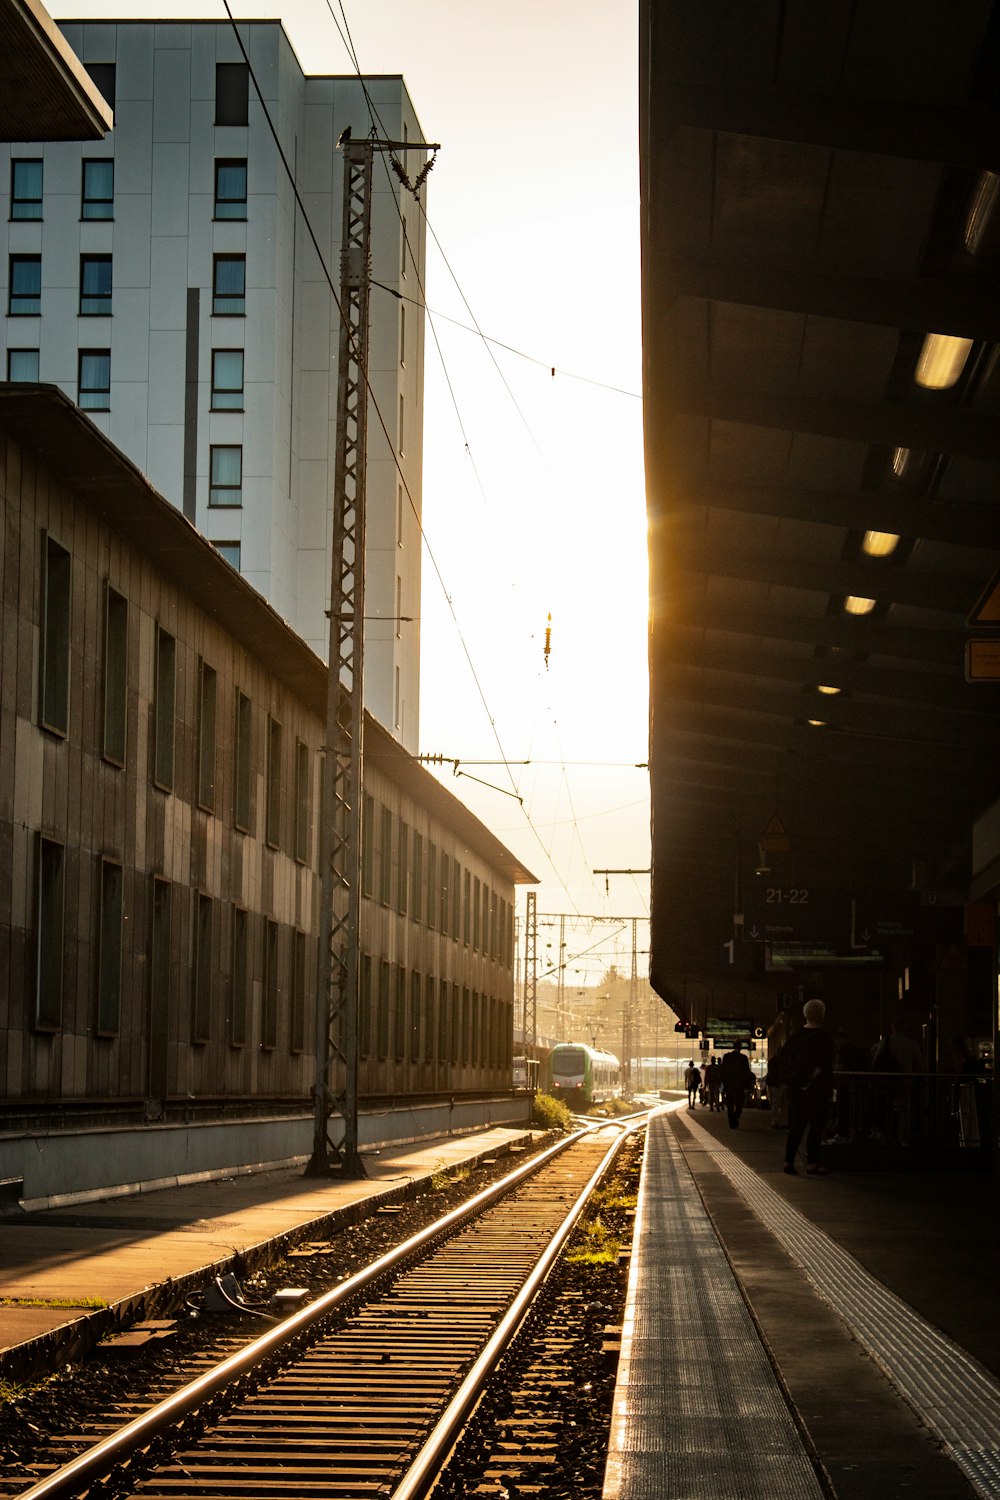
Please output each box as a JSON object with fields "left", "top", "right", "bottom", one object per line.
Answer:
{"left": 862, "top": 530, "right": 900, "bottom": 557}
{"left": 844, "top": 595, "right": 876, "bottom": 615}
{"left": 807, "top": 719, "right": 827, "bottom": 728}
{"left": 914, "top": 332, "right": 974, "bottom": 390}
{"left": 816, "top": 684, "right": 841, "bottom": 695}
{"left": 964, "top": 170, "right": 1000, "bottom": 255}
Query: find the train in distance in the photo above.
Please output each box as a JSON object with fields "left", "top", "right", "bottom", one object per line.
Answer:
{"left": 544, "top": 1042, "right": 622, "bottom": 1107}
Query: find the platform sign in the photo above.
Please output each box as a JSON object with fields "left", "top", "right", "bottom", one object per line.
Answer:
{"left": 706, "top": 1016, "right": 753, "bottom": 1047}
{"left": 966, "top": 638, "right": 1000, "bottom": 682}
{"left": 743, "top": 880, "right": 850, "bottom": 945}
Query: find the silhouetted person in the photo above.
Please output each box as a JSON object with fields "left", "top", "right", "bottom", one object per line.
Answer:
{"left": 783, "top": 998, "right": 835, "bottom": 1175}
{"left": 705, "top": 1058, "right": 722, "bottom": 1112}
{"left": 719, "top": 1040, "right": 754, "bottom": 1128}
{"left": 684, "top": 1061, "right": 700, "bottom": 1108}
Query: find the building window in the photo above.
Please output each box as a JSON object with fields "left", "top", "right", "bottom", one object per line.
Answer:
{"left": 9, "top": 255, "right": 41, "bottom": 315}
{"left": 214, "top": 541, "right": 241, "bottom": 569}
{"left": 394, "top": 966, "right": 407, "bottom": 1060}
{"left": 437, "top": 979, "right": 448, "bottom": 1064}
{"left": 262, "top": 920, "right": 279, "bottom": 1049}
{"left": 401, "top": 214, "right": 406, "bottom": 277}
{"left": 463, "top": 868, "right": 471, "bottom": 946}
{"left": 410, "top": 970, "right": 422, "bottom": 1062}
{"left": 213, "top": 254, "right": 246, "bottom": 315}
{"left": 78, "top": 349, "right": 111, "bottom": 410}
{"left": 192, "top": 892, "right": 213, "bottom": 1043}
{"left": 473, "top": 877, "right": 481, "bottom": 952}
{"left": 214, "top": 158, "right": 247, "bottom": 219}
{"left": 102, "top": 583, "right": 127, "bottom": 766}
{"left": 40, "top": 533, "right": 71, "bottom": 736}
{"left": 379, "top": 805, "right": 393, "bottom": 904}
{"left": 153, "top": 624, "right": 176, "bottom": 790}
{"left": 210, "top": 444, "right": 242, "bottom": 505}
{"left": 87, "top": 63, "right": 116, "bottom": 110}
{"left": 216, "top": 62, "right": 249, "bottom": 126}
{"left": 266, "top": 715, "right": 282, "bottom": 848}
{"left": 294, "top": 740, "right": 311, "bottom": 864}
{"left": 362, "top": 792, "right": 375, "bottom": 896}
{"left": 82, "top": 158, "right": 114, "bottom": 220}
{"left": 7, "top": 348, "right": 38, "bottom": 381}
{"left": 230, "top": 906, "right": 248, "bottom": 1046}
{"left": 10, "top": 159, "right": 42, "bottom": 220}
{"left": 394, "top": 665, "right": 400, "bottom": 730}
{"left": 211, "top": 349, "right": 244, "bottom": 410}
{"left": 97, "top": 858, "right": 123, "bottom": 1035}
{"left": 397, "top": 483, "right": 404, "bottom": 547}
{"left": 397, "top": 820, "right": 408, "bottom": 914}
{"left": 360, "top": 954, "right": 372, "bottom": 1058}
{"left": 426, "top": 843, "right": 437, "bottom": 931}
{"left": 197, "top": 659, "right": 217, "bottom": 811}
{"left": 411, "top": 832, "right": 423, "bottom": 923}
{"left": 291, "top": 930, "right": 306, "bottom": 1053}
{"left": 395, "top": 576, "right": 402, "bottom": 639}
{"left": 80, "top": 255, "right": 112, "bottom": 315}
{"left": 398, "top": 393, "right": 404, "bottom": 454}
{"left": 150, "top": 879, "right": 171, "bottom": 1089}
{"left": 399, "top": 302, "right": 405, "bottom": 366}
{"left": 377, "top": 959, "right": 390, "bottom": 1059}
{"left": 234, "top": 689, "right": 252, "bottom": 831}
{"left": 35, "top": 837, "right": 65, "bottom": 1030}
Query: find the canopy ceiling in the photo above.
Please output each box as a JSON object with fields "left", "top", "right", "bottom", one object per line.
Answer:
{"left": 641, "top": 0, "right": 1000, "bottom": 1007}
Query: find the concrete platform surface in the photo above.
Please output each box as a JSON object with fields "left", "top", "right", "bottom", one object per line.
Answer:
{"left": 0, "top": 1125, "right": 537, "bottom": 1361}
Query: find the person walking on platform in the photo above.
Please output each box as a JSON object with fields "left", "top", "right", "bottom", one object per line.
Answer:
{"left": 684, "top": 1061, "right": 700, "bottom": 1108}
{"left": 719, "top": 1040, "right": 754, "bottom": 1128}
{"left": 705, "top": 1057, "right": 722, "bottom": 1111}
{"left": 783, "top": 998, "right": 835, "bottom": 1175}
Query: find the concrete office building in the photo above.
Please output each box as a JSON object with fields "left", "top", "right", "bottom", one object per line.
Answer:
{"left": 0, "top": 19, "right": 426, "bottom": 750}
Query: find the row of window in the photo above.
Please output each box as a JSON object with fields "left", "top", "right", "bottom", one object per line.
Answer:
{"left": 33, "top": 842, "right": 511, "bottom": 1076}
{"left": 40, "top": 535, "right": 310, "bottom": 855}
{"left": 34, "top": 846, "right": 309, "bottom": 1052}
{"left": 8, "top": 252, "right": 248, "bottom": 317}
{"left": 359, "top": 955, "right": 512, "bottom": 1072}
{"left": 361, "top": 791, "right": 513, "bottom": 965}
{"left": 8, "top": 157, "right": 248, "bottom": 226}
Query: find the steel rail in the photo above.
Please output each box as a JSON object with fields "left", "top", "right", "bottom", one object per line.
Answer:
{"left": 14, "top": 1127, "right": 596, "bottom": 1500}
{"left": 392, "top": 1118, "right": 646, "bottom": 1500}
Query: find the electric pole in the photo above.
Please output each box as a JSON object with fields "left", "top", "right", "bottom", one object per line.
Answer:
{"left": 307, "top": 135, "right": 437, "bottom": 1177}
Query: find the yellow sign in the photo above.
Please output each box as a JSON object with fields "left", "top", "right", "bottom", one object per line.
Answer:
{"left": 966, "top": 639, "right": 1000, "bottom": 682}
{"left": 968, "top": 569, "right": 1000, "bottom": 626}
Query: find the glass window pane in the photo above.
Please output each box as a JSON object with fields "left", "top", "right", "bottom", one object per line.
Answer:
{"left": 214, "top": 542, "right": 241, "bottom": 569}
{"left": 210, "top": 444, "right": 242, "bottom": 505}
{"left": 79, "top": 350, "right": 110, "bottom": 409}
{"left": 215, "top": 160, "right": 247, "bottom": 219}
{"left": 82, "top": 159, "right": 114, "bottom": 219}
{"left": 9, "top": 256, "right": 41, "bottom": 314}
{"left": 11, "top": 160, "right": 43, "bottom": 219}
{"left": 213, "top": 255, "right": 245, "bottom": 314}
{"left": 7, "top": 349, "right": 38, "bottom": 381}
{"left": 211, "top": 349, "right": 244, "bottom": 408}
{"left": 80, "top": 256, "right": 112, "bottom": 314}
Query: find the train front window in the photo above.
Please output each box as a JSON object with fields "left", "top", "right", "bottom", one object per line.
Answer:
{"left": 553, "top": 1047, "right": 586, "bottom": 1077}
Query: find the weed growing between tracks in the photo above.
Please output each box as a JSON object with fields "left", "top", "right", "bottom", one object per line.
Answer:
{"left": 432, "top": 1132, "right": 644, "bottom": 1500}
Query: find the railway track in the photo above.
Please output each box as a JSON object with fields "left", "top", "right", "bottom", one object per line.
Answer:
{"left": 11, "top": 1117, "right": 646, "bottom": 1500}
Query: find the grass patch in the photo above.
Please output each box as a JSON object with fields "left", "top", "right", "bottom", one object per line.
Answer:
{"left": 0, "top": 1296, "right": 108, "bottom": 1310}
{"left": 565, "top": 1214, "right": 620, "bottom": 1266}
{"left": 430, "top": 1165, "right": 470, "bottom": 1191}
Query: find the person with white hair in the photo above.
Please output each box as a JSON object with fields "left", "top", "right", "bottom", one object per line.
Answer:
{"left": 782, "top": 997, "right": 836, "bottom": 1176}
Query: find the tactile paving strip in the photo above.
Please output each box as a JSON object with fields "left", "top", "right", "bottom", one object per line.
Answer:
{"left": 676, "top": 1109, "right": 1000, "bottom": 1500}
{"left": 603, "top": 1113, "right": 825, "bottom": 1499}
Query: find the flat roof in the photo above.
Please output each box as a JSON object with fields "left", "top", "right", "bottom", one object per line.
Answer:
{"left": 0, "top": 384, "right": 535, "bottom": 886}
{"left": 0, "top": 0, "right": 112, "bottom": 139}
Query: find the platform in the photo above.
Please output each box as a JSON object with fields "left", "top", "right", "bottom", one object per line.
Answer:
{"left": 0, "top": 1125, "right": 537, "bottom": 1376}
{"left": 604, "top": 1103, "right": 1000, "bottom": 1500}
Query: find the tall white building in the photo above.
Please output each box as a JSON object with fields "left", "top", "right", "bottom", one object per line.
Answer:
{"left": 0, "top": 20, "right": 425, "bottom": 749}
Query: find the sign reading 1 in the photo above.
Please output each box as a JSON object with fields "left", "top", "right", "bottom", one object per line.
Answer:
{"left": 764, "top": 887, "right": 810, "bottom": 904}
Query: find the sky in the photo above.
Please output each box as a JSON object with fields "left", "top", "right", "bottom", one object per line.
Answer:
{"left": 50, "top": 0, "right": 652, "bottom": 986}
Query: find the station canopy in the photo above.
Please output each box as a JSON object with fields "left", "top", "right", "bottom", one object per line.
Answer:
{"left": 641, "top": 1, "right": 1000, "bottom": 1004}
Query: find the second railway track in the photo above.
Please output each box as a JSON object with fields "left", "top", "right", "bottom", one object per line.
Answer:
{"left": 12, "top": 1118, "right": 646, "bottom": 1500}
